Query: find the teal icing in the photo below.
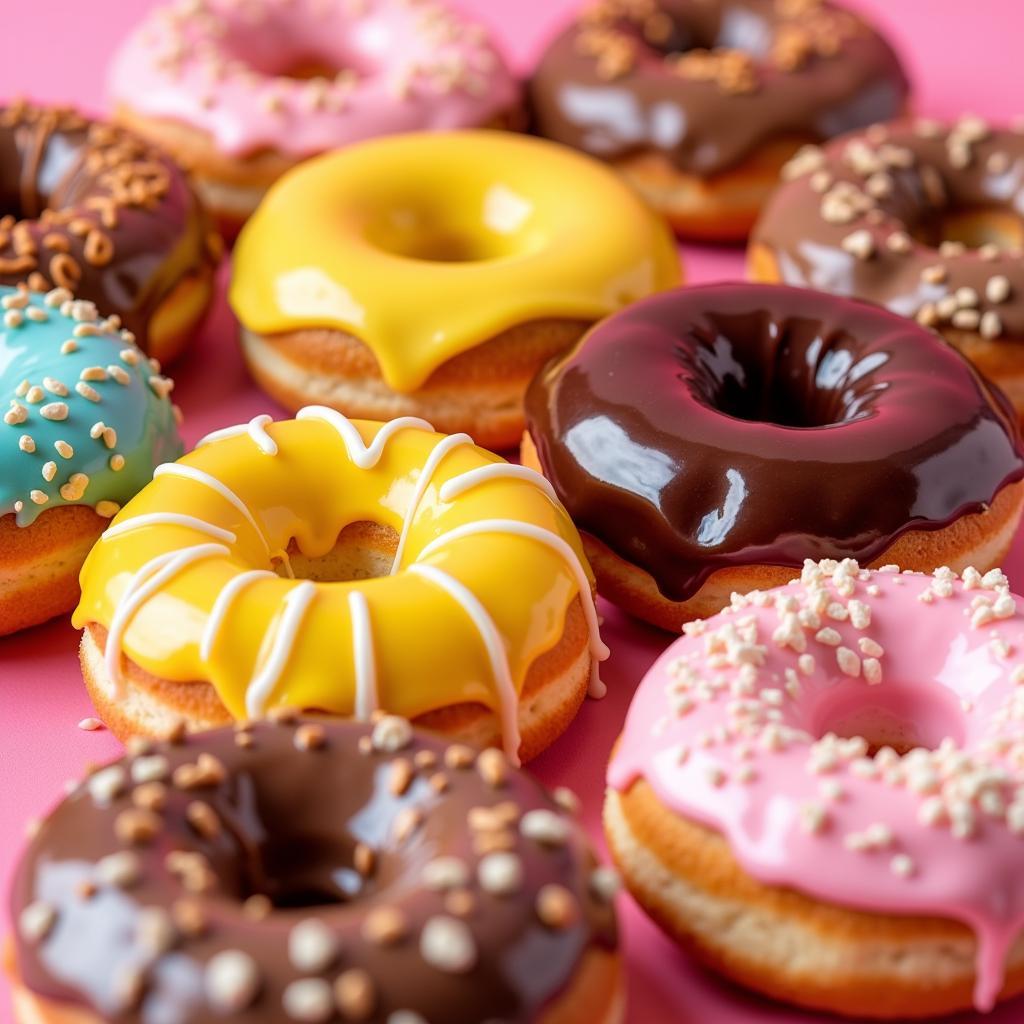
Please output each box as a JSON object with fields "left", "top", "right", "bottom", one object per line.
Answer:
{"left": 1, "top": 286, "right": 183, "bottom": 528}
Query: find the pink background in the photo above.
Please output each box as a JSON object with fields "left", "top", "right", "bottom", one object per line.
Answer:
{"left": 2, "top": 1, "right": 1023, "bottom": 1021}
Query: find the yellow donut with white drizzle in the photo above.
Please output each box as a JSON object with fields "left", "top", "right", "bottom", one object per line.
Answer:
{"left": 73, "top": 408, "right": 608, "bottom": 762}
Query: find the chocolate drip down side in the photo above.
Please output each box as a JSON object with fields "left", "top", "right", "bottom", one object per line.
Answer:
{"left": 525, "top": 284, "right": 1024, "bottom": 603}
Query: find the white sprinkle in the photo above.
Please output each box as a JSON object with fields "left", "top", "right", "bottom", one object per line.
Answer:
{"left": 371, "top": 716, "right": 413, "bottom": 752}
{"left": 422, "top": 857, "right": 470, "bottom": 891}
{"left": 204, "top": 950, "right": 261, "bottom": 1013}
{"left": 282, "top": 979, "right": 334, "bottom": 1022}
{"left": 520, "top": 809, "right": 570, "bottom": 846}
{"left": 890, "top": 854, "right": 916, "bottom": 878}
{"left": 419, "top": 916, "right": 476, "bottom": 973}
{"left": 478, "top": 852, "right": 524, "bottom": 895}
{"left": 288, "top": 919, "right": 339, "bottom": 973}
{"left": 77, "top": 717, "right": 104, "bottom": 732}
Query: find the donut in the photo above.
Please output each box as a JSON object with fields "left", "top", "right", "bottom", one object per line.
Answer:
{"left": 1, "top": 285, "right": 182, "bottom": 636}
{"left": 229, "top": 131, "right": 679, "bottom": 451}
{"left": 750, "top": 116, "right": 1024, "bottom": 414}
{"left": 0, "top": 101, "right": 219, "bottom": 365}
{"left": 108, "top": 0, "right": 521, "bottom": 236}
{"left": 523, "top": 283, "right": 1024, "bottom": 631}
{"left": 9, "top": 715, "right": 624, "bottom": 1024}
{"left": 605, "top": 559, "right": 1024, "bottom": 1018}
{"left": 528, "top": 0, "right": 909, "bottom": 240}
{"left": 72, "top": 407, "right": 608, "bottom": 762}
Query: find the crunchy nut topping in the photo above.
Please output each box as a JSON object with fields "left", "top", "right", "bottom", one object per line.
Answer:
{"left": 419, "top": 915, "right": 477, "bottom": 973}
{"left": 283, "top": 978, "right": 335, "bottom": 1022}
{"left": 477, "top": 851, "right": 524, "bottom": 895}
{"left": 289, "top": 919, "right": 339, "bottom": 973}
{"left": 205, "top": 950, "right": 261, "bottom": 1013}
{"left": 362, "top": 906, "right": 408, "bottom": 946}
{"left": 18, "top": 901, "right": 57, "bottom": 944}
{"left": 536, "top": 883, "right": 579, "bottom": 929}
{"left": 520, "top": 808, "right": 571, "bottom": 846}
{"left": 371, "top": 715, "right": 413, "bottom": 752}
{"left": 334, "top": 968, "right": 376, "bottom": 1020}
{"left": 422, "top": 856, "right": 470, "bottom": 892}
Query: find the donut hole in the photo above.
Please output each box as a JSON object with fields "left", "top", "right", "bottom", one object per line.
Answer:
{"left": 280, "top": 522, "right": 398, "bottom": 582}
{"left": 690, "top": 315, "right": 882, "bottom": 428}
{"left": 252, "top": 832, "right": 368, "bottom": 907}
{"left": 808, "top": 680, "right": 966, "bottom": 756}
{"left": 908, "top": 205, "right": 1024, "bottom": 253}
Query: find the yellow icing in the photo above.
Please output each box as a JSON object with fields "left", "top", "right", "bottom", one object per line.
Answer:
{"left": 229, "top": 131, "right": 681, "bottom": 391}
{"left": 72, "top": 414, "right": 601, "bottom": 753}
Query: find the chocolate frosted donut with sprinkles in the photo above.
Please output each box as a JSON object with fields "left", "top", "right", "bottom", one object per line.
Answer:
{"left": 0, "top": 285, "right": 182, "bottom": 636}
{"left": 606, "top": 560, "right": 1024, "bottom": 1019}
{"left": 0, "top": 102, "right": 220, "bottom": 365}
{"left": 751, "top": 116, "right": 1024, "bottom": 415}
{"left": 9, "top": 715, "right": 623, "bottom": 1024}
{"left": 523, "top": 283, "right": 1024, "bottom": 630}
{"left": 528, "top": 0, "right": 909, "bottom": 240}
{"left": 108, "top": 0, "right": 521, "bottom": 235}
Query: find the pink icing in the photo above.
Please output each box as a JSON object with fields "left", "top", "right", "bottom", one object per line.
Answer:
{"left": 608, "top": 559, "right": 1024, "bottom": 1012}
{"left": 107, "top": 0, "right": 519, "bottom": 158}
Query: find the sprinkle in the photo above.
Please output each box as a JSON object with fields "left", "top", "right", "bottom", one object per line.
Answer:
{"left": 75, "top": 382, "right": 102, "bottom": 402}
{"left": 520, "top": 808, "right": 570, "bottom": 846}
{"left": 333, "top": 970, "right": 376, "bottom": 1020}
{"left": 536, "top": 884, "right": 578, "bottom": 929}
{"left": 987, "top": 275, "right": 1012, "bottom": 304}
{"left": 60, "top": 472, "right": 90, "bottom": 502}
{"left": 120, "top": 347, "right": 140, "bottom": 366}
{"left": 863, "top": 657, "right": 883, "bottom": 684}
{"left": 477, "top": 852, "right": 523, "bottom": 895}
{"left": 29, "top": 489, "right": 48, "bottom": 505}
{"left": 87, "top": 765, "right": 126, "bottom": 805}
{"left": 41, "top": 461, "right": 57, "bottom": 482}
{"left": 361, "top": 906, "right": 407, "bottom": 946}
{"left": 980, "top": 311, "right": 1003, "bottom": 340}
{"left": 282, "top": 979, "right": 334, "bottom": 1022}
{"left": 96, "top": 500, "right": 121, "bottom": 518}
{"left": 371, "top": 715, "right": 413, "bottom": 752}
{"left": 423, "top": 856, "right": 470, "bottom": 892}
{"left": 54, "top": 439, "right": 74, "bottom": 459}
{"left": 18, "top": 902, "right": 57, "bottom": 944}
{"left": 4, "top": 309, "right": 24, "bottom": 328}
{"left": 419, "top": 916, "right": 476, "bottom": 973}
{"left": 78, "top": 717, "right": 103, "bottom": 731}
{"left": 205, "top": 950, "right": 261, "bottom": 1013}
{"left": 289, "top": 919, "right": 338, "bottom": 973}
{"left": 108, "top": 365, "right": 131, "bottom": 386}
{"left": 815, "top": 627, "right": 841, "bottom": 646}
{"left": 4, "top": 402, "right": 28, "bottom": 425}
{"left": 40, "top": 402, "right": 69, "bottom": 421}
{"left": 95, "top": 851, "right": 141, "bottom": 888}
{"left": 79, "top": 366, "right": 107, "bottom": 382}
{"left": 841, "top": 229, "right": 875, "bottom": 260}
{"left": 799, "top": 802, "right": 829, "bottom": 834}
{"left": 109, "top": 454, "right": 126, "bottom": 471}
{"left": 60, "top": 340, "right": 78, "bottom": 354}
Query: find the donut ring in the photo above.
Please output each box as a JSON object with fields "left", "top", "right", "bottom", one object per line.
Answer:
{"left": 229, "top": 131, "right": 679, "bottom": 450}
{"left": 11, "top": 716, "right": 624, "bottom": 1024}
{"left": 0, "top": 102, "right": 219, "bottom": 365}
{"left": 607, "top": 559, "right": 1024, "bottom": 1018}
{"left": 73, "top": 408, "right": 608, "bottom": 762}
{"left": 750, "top": 116, "right": 1024, "bottom": 414}
{"left": 1, "top": 286, "right": 182, "bottom": 636}
{"left": 528, "top": 0, "right": 909, "bottom": 240}
{"left": 109, "top": 0, "right": 521, "bottom": 235}
{"left": 523, "top": 284, "right": 1024, "bottom": 630}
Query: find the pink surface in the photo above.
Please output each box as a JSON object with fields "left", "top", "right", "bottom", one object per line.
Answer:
{"left": 2, "top": 1, "right": 1024, "bottom": 1022}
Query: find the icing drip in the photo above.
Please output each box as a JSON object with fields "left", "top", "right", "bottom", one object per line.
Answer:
{"left": 199, "top": 414, "right": 278, "bottom": 455}
{"left": 246, "top": 581, "right": 318, "bottom": 718}
{"left": 348, "top": 590, "right": 378, "bottom": 722}
{"left": 409, "top": 564, "right": 522, "bottom": 762}
{"left": 200, "top": 569, "right": 277, "bottom": 662}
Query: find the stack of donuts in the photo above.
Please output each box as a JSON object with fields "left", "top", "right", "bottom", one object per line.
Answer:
{"left": 5, "top": 0, "right": 1024, "bottom": 1022}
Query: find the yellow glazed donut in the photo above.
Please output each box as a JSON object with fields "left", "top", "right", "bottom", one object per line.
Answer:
{"left": 229, "top": 131, "right": 681, "bottom": 450}
{"left": 72, "top": 408, "right": 608, "bottom": 763}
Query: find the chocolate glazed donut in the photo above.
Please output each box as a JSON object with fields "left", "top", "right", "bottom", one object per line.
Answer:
{"left": 528, "top": 0, "right": 909, "bottom": 239}
{"left": 523, "top": 283, "right": 1024, "bottom": 629}
{"left": 0, "top": 101, "right": 220, "bottom": 364}
{"left": 10, "top": 716, "right": 622, "bottom": 1024}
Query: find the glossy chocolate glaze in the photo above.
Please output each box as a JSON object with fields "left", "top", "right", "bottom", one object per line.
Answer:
{"left": 525, "top": 283, "right": 1024, "bottom": 602}
{"left": 0, "top": 101, "right": 219, "bottom": 352}
{"left": 11, "top": 717, "right": 617, "bottom": 1024}
{"left": 751, "top": 118, "right": 1024, "bottom": 340}
{"left": 528, "top": 0, "right": 909, "bottom": 177}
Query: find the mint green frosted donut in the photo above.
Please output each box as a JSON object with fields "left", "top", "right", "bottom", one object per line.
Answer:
{"left": 1, "top": 286, "right": 183, "bottom": 528}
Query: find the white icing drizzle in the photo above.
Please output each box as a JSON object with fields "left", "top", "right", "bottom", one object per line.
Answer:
{"left": 348, "top": 590, "right": 378, "bottom": 721}
{"left": 103, "top": 512, "right": 237, "bottom": 546}
{"left": 200, "top": 569, "right": 277, "bottom": 662}
{"left": 245, "top": 581, "right": 317, "bottom": 718}
{"left": 390, "top": 432, "right": 474, "bottom": 575}
{"left": 296, "top": 405, "right": 434, "bottom": 468}
{"left": 408, "top": 563, "right": 522, "bottom": 763}
{"left": 439, "top": 463, "right": 561, "bottom": 506}
{"left": 197, "top": 414, "right": 278, "bottom": 455}
{"left": 417, "top": 519, "right": 609, "bottom": 698}
{"left": 154, "top": 463, "right": 272, "bottom": 558}
{"left": 105, "top": 544, "right": 229, "bottom": 692}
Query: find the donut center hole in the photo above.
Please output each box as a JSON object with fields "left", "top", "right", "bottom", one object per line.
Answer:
{"left": 279, "top": 522, "right": 398, "bottom": 582}
{"left": 809, "top": 680, "right": 966, "bottom": 756}
{"left": 910, "top": 206, "right": 1024, "bottom": 252}
{"left": 250, "top": 833, "right": 368, "bottom": 907}
{"left": 694, "top": 318, "right": 873, "bottom": 428}
{"left": 366, "top": 221, "right": 511, "bottom": 263}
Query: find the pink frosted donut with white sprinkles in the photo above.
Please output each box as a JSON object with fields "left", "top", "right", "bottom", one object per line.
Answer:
{"left": 108, "top": 0, "right": 521, "bottom": 233}
{"left": 606, "top": 559, "right": 1024, "bottom": 1019}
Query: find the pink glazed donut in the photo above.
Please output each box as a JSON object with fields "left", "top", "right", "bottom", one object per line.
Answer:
{"left": 606, "top": 559, "right": 1024, "bottom": 1019}
{"left": 108, "top": 0, "right": 521, "bottom": 234}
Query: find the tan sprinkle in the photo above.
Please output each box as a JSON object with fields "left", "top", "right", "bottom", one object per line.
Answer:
{"left": 520, "top": 808, "right": 570, "bottom": 846}
{"left": 186, "top": 801, "right": 221, "bottom": 839}
{"left": 115, "top": 807, "right": 162, "bottom": 845}
{"left": 80, "top": 366, "right": 107, "bottom": 382}
{"left": 60, "top": 473, "right": 90, "bottom": 502}
{"left": 96, "top": 850, "right": 141, "bottom": 888}
{"left": 41, "top": 461, "right": 57, "bottom": 482}
{"left": 371, "top": 715, "right": 413, "bottom": 752}
{"left": 419, "top": 915, "right": 476, "bottom": 973}
{"left": 60, "top": 340, "right": 79, "bottom": 355}
{"left": 422, "top": 856, "right": 470, "bottom": 892}
{"left": 476, "top": 747, "right": 508, "bottom": 787}
{"left": 288, "top": 918, "right": 339, "bottom": 973}
{"left": 172, "top": 898, "right": 208, "bottom": 937}
{"left": 204, "top": 950, "right": 261, "bottom": 1014}
{"left": 841, "top": 229, "right": 875, "bottom": 260}
{"left": 536, "top": 884, "right": 578, "bottom": 929}
{"left": 444, "top": 743, "right": 474, "bottom": 769}
{"left": 987, "top": 275, "right": 1012, "bottom": 304}
{"left": 77, "top": 716, "right": 103, "bottom": 731}
{"left": 96, "top": 500, "right": 121, "bottom": 518}
{"left": 54, "top": 439, "right": 73, "bottom": 459}
{"left": 477, "top": 851, "right": 523, "bottom": 895}
{"left": 980, "top": 311, "right": 1003, "bottom": 340}
{"left": 136, "top": 906, "right": 177, "bottom": 956}
{"left": 393, "top": 806, "right": 423, "bottom": 844}
{"left": 334, "top": 968, "right": 376, "bottom": 1020}
{"left": 354, "top": 841, "right": 376, "bottom": 877}
{"left": 30, "top": 489, "right": 49, "bottom": 505}
{"left": 18, "top": 902, "right": 57, "bottom": 944}
{"left": 25, "top": 385, "right": 44, "bottom": 404}
{"left": 108, "top": 365, "right": 131, "bottom": 386}
{"left": 283, "top": 978, "right": 334, "bottom": 1022}
{"left": 109, "top": 455, "right": 126, "bottom": 472}
{"left": 389, "top": 757, "right": 414, "bottom": 796}
{"left": 132, "top": 781, "right": 169, "bottom": 812}
{"left": 294, "top": 723, "right": 327, "bottom": 751}
{"left": 362, "top": 905, "right": 408, "bottom": 946}
{"left": 76, "top": 382, "right": 102, "bottom": 402}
